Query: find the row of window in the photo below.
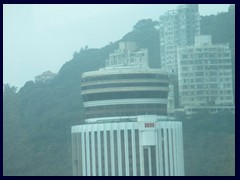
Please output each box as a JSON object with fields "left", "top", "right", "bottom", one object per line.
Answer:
{"left": 85, "top": 107, "right": 167, "bottom": 115}
{"left": 184, "top": 47, "right": 229, "bottom": 52}
{"left": 81, "top": 82, "right": 169, "bottom": 91}
{"left": 180, "top": 53, "right": 230, "bottom": 59}
{"left": 85, "top": 103, "right": 167, "bottom": 112}
{"left": 181, "top": 78, "right": 232, "bottom": 84}
{"left": 180, "top": 71, "right": 232, "bottom": 76}
{"left": 181, "top": 96, "right": 233, "bottom": 102}
{"left": 85, "top": 108, "right": 167, "bottom": 119}
{"left": 82, "top": 73, "right": 168, "bottom": 83}
{"left": 181, "top": 84, "right": 218, "bottom": 89}
{"left": 180, "top": 65, "right": 232, "bottom": 71}
{"left": 83, "top": 91, "right": 168, "bottom": 102}
{"left": 180, "top": 58, "right": 231, "bottom": 65}
{"left": 180, "top": 96, "right": 233, "bottom": 102}
{"left": 181, "top": 90, "right": 232, "bottom": 95}
{"left": 180, "top": 83, "right": 232, "bottom": 89}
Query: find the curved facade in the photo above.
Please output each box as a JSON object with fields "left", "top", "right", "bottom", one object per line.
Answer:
{"left": 81, "top": 69, "right": 169, "bottom": 121}
{"left": 72, "top": 116, "right": 184, "bottom": 176}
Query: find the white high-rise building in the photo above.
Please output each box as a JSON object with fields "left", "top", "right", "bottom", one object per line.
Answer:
{"left": 71, "top": 42, "right": 185, "bottom": 176}
{"left": 159, "top": 4, "right": 200, "bottom": 75}
{"left": 177, "top": 35, "right": 234, "bottom": 108}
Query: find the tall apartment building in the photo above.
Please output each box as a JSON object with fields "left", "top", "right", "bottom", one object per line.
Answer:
{"left": 159, "top": 4, "right": 200, "bottom": 74}
{"left": 177, "top": 35, "right": 234, "bottom": 108}
{"left": 71, "top": 42, "right": 185, "bottom": 176}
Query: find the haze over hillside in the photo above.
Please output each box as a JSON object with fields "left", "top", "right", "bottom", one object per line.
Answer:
{"left": 3, "top": 4, "right": 232, "bottom": 88}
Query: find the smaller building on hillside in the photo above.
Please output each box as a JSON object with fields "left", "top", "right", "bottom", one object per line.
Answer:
{"left": 35, "top": 71, "right": 57, "bottom": 83}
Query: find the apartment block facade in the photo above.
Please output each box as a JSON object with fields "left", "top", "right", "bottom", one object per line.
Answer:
{"left": 177, "top": 35, "right": 234, "bottom": 107}
{"left": 159, "top": 4, "right": 200, "bottom": 75}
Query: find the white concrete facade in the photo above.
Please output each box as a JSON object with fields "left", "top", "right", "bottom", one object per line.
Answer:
{"left": 177, "top": 35, "right": 234, "bottom": 107}
{"left": 159, "top": 4, "right": 200, "bottom": 75}
{"left": 72, "top": 115, "right": 184, "bottom": 176}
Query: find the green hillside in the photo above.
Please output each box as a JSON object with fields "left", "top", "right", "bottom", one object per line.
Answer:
{"left": 3, "top": 8, "right": 235, "bottom": 176}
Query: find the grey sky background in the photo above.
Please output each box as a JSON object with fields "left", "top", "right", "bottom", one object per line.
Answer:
{"left": 3, "top": 4, "right": 231, "bottom": 89}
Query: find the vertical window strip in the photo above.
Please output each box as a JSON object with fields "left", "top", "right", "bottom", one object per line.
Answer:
{"left": 107, "top": 131, "right": 111, "bottom": 175}
{"left": 100, "top": 131, "right": 105, "bottom": 176}
{"left": 128, "top": 130, "right": 133, "bottom": 176}
{"left": 89, "top": 132, "right": 92, "bottom": 175}
{"left": 78, "top": 133, "right": 83, "bottom": 176}
{"left": 72, "top": 133, "right": 77, "bottom": 176}
{"left": 104, "top": 130, "right": 108, "bottom": 176}
{"left": 151, "top": 146, "right": 157, "bottom": 176}
{"left": 171, "top": 129, "right": 175, "bottom": 176}
{"left": 144, "top": 148, "right": 149, "bottom": 176}
{"left": 94, "top": 132, "right": 98, "bottom": 176}
{"left": 121, "top": 130, "right": 126, "bottom": 176}
{"left": 135, "top": 130, "right": 140, "bottom": 176}
{"left": 114, "top": 130, "right": 119, "bottom": 176}
{"left": 84, "top": 132, "right": 87, "bottom": 175}
{"left": 167, "top": 129, "right": 171, "bottom": 176}
{"left": 91, "top": 131, "right": 96, "bottom": 176}
{"left": 161, "top": 129, "right": 165, "bottom": 176}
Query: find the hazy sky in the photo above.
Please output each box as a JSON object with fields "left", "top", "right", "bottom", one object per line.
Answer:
{"left": 3, "top": 4, "right": 231, "bottom": 89}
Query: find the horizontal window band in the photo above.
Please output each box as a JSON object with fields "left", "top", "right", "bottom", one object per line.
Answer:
{"left": 81, "top": 79, "right": 168, "bottom": 87}
{"left": 81, "top": 82, "right": 169, "bottom": 90}
{"left": 84, "top": 98, "right": 168, "bottom": 107}
{"left": 82, "top": 91, "right": 168, "bottom": 101}
{"left": 81, "top": 87, "right": 169, "bottom": 95}
{"left": 85, "top": 107, "right": 167, "bottom": 115}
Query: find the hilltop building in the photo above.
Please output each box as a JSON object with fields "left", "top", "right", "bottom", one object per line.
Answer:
{"left": 35, "top": 71, "right": 57, "bottom": 83}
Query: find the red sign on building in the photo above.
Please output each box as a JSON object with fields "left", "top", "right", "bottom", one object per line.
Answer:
{"left": 144, "top": 123, "right": 155, "bottom": 128}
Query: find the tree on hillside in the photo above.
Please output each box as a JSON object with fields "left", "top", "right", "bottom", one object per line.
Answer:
{"left": 3, "top": 84, "right": 17, "bottom": 100}
{"left": 133, "top": 19, "right": 159, "bottom": 30}
{"left": 123, "top": 19, "right": 160, "bottom": 68}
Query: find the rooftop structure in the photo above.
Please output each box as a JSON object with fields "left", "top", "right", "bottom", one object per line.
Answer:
{"left": 105, "top": 42, "right": 149, "bottom": 69}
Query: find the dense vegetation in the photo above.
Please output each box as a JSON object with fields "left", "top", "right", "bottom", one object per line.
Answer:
{"left": 3, "top": 7, "right": 235, "bottom": 176}
{"left": 180, "top": 111, "right": 235, "bottom": 176}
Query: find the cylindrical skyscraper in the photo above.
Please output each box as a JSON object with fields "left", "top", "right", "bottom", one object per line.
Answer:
{"left": 71, "top": 42, "right": 184, "bottom": 176}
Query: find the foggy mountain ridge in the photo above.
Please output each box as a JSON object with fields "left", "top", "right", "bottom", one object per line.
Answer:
{"left": 3, "top": 9, "right": 235, "bottom": 176}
